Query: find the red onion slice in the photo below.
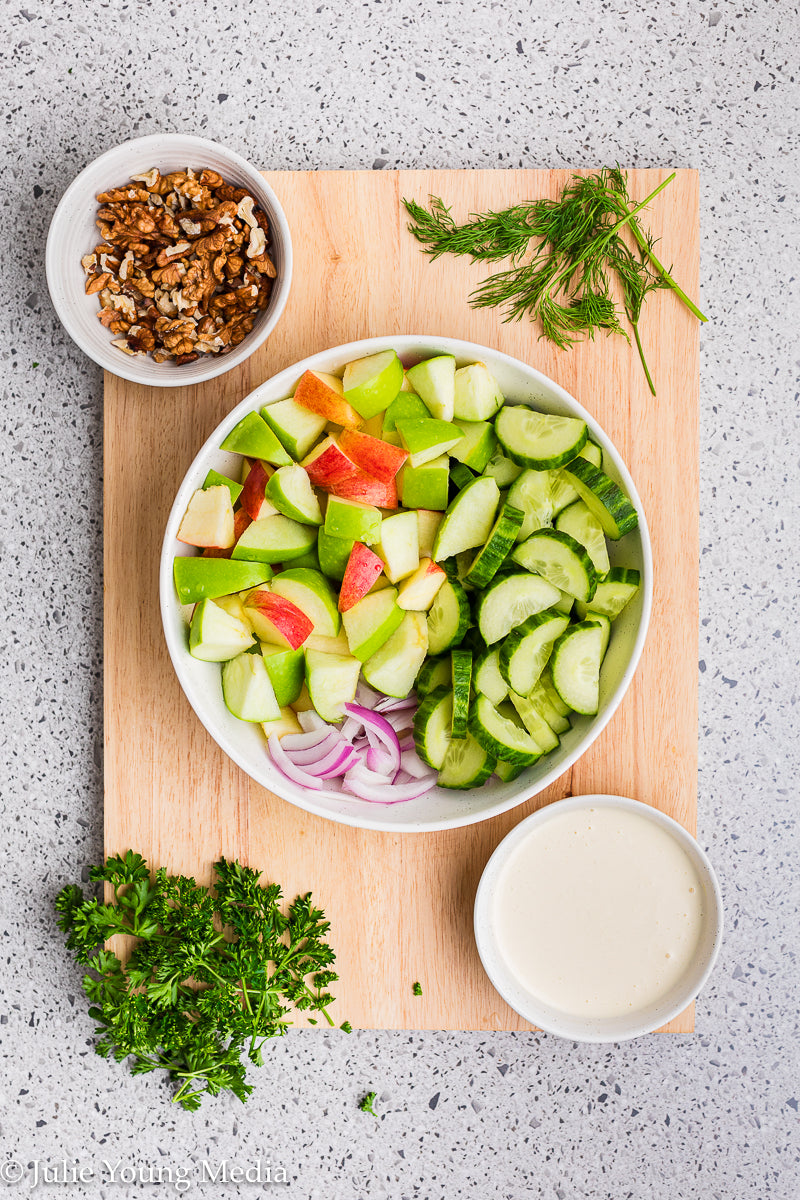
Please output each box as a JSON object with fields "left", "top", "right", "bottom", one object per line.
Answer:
{"left": 344, "top": 703, "right": 401, "bottom": 775}
{"left": 305, "top": 742, "right": 361, "bottom": 778}
{"left": 267, "top": 734, "right": 324, "bottom": 790}
{"left": 281, "top": 729, "right": 340, "bottom": 754}
{"left": 374, "top": 696, "right": 418, "bottom": 714}
{"left": 400, "top": 748, "right": 436, "bottom": 781}
{"left": 344, "top": 764, "right": 437, "bottom": 804}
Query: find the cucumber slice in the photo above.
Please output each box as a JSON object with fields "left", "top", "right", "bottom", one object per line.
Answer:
{"left": 496, "top": 406, "right": 588, "bottom": 470}
{"left": 449, "top": 462, "right": 476, "bottom": 492}
{"left": 555, "top": 500, "right": 610, "bottom": 576}
{"left": 476, "top": 572, "right": 561, "bottom": 645}
{"left": 362, "top": 610, "right": 428, "bottom": 698}
{"left": 539, "top": 665, "right": 572, "bottom": 718}
{"left": 266, "top": 464, "right": 323, "bottom": 526}
{"left": 550, "top": 621, "right": 605, "bottom": 715}
{"left": 189, "top": 598, "right": 255, "bottom": 661}
{"left": 427, "top": 577, "right": 471, "bottom": 655}
{"left": 561, "top": 459, "right": 638, "bottom": 539}
{"left": 527, "top": 677, "right": 571, "bottom": 735}
{"left": 453, "top": 363, "right": 504, "bottom": 421}
{"left": 482, "top": 447, "right": 522, "bottom": 487}
{"left": 405, "top": 355, "right": 456, "bottom": 422}
{"left": 495, "top": 758, "right": 527, "bottom": 783}
{"left": 580, "top": 440, "right": 603, "bottom": 469}
{"left": 413, "top": 685, "right": 453, "bottom": 769}
{"left": 553, "top": 589, "right": 574, "bottom": 615}
{"left": 450, "top": 419, "right": 497, "bottom": 472}
{"left": 222, "top": 651, "right": 281, "bottom": 722}
{"left": 473, "top": 646, "right": 509, "bottom": 706}
{"left": 451, "top": 648, "right": 473, "bottom": 739}
{"left": 508, "top": 690, "right": 560, "bottom": 753}
{"left": 466, "top": 503, "right": 524, "bottom": 589}
{"left": 468, "top": 694, "right": 542, "bottom": 766}
{"left": 416, "top": 655, "right": 451, "bottom": 697}
{"left": 498, "top": 608, "right": 570, "bottom": 696}
{"left": 507, "top": 469, "right": 554, "bottom": 542}
{"left": 511, "top": 528, "right": 598, "bottom": 603}
{"left": 304, "top": 648, "right": 362, "bottom": 722}
{"left": 575, "top": 567, "right": 641, "bottom": 620}
{"left": 583, "top": 610, "right": 612, "bottom": 658}
{"left": 231, "top": 514, "right": 318, "bottom": 564}
{"left": 438, "top": 732, "right": 496, "bottom": 789}
{"left": 432, "top": 476, "right": 500, "bottom": 561}
{"left": 270, "top": 568, "right": 341, "bottom": 638}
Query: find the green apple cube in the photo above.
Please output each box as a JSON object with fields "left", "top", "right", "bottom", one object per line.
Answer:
{"left": 375, "top": 510, "right": 419, "bottom": 583}
{"left": 341, "top": 587, "right": 403, "bottom": 662}
{"left": 399, "top": 455, "right": 449, "bottom": 511}
{"left": 261, "top": 706, "right": 303, "bottom": 738}
{"left": 231, "top": 515, "right": 318, "bottom": 563}
{"left": 203, "top": 468, "right": 243, "bottom": 503}
{"left": 261, "top": 398, "right": 327, "bottom": 460}
{"left": 382, "top": 392, "right": 428, "bottom": 434}
{"left": 416, "top": 509, "right": 443, "bottom": 558}
{"left": 220, "top": 411, "right": 292, "bottom": 466}
{"left": 259, "top": 643, "right": 305, "bottom": 707}
{"left": 270, "top": 568, "right": 341, "bottom": 638}
{"left": 189, "top": 598, "right": 255, "bottom": 661}
{"left": 450, "top": 419, "right": 497, "bottom": 473}
{"left": 222, "top": 651, "right": 281, "bottom": 721}
{"left": 324, "top": 495, "right": 382, "bottom": 545}
{"left": 453, "top": 362, "right": 504, "bottom": 421}
{"left": 304, "top": 648, "right": 362, "bottom": 722}
{"left": 405, "top": 355, "right": 456, "bottom": 421}
{"left": 317, "top": 528, "right": 354, "bottom": 581}
{"left": 361, "top": 611, "right": 428, "bottom": 698}
{"left": 396, "top": 418, "right": 464, "bottom": 468}
{"left": 432, "top": 476, "right": 501, "bottom": 561}
{"left": 288, "top": 545, "right": 321, "bottom": 571}
{"left": 266, "top": 464, "right": 323, "bottom": 525}
{"left": 342, "top": 349, "right": 404, "bottom": 420}
{"left": 174, "top": 557, "right": 272, "bottom": 605}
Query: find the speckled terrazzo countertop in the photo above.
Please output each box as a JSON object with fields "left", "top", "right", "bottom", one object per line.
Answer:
{"left": 2, "top": 1, "right": 799, "bottom": 1196}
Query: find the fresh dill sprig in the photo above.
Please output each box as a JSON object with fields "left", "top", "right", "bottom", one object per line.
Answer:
{"left": 403, "top": 168, "right": 706, "bottom": 396}
{"left": 359, "top": 1091, "right": 378, "bottom": 1116}
{"left": 56, "top": 851, "right": 344, "bottom": 1112}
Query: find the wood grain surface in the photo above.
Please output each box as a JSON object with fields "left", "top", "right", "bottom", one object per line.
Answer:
{"left": 105, "top": 169, "right": 699, "bottom": 1032}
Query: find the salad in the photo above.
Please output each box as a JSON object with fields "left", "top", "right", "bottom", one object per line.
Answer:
{"left": 172, "top": 349, "right": 641, "bottom": 803}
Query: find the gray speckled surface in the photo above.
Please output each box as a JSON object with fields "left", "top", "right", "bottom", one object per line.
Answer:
{"left": 2, "top": 0, "right": 800, "bottom": 1195}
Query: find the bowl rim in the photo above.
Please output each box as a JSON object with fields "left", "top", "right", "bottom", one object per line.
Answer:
{"left": 45, "top": 132, "right": 293, "bottom": 387}
{"left": 159, "top": 334, "right": 653, "bottom": 832}
{"left": 473, "top": 794, "right": 724, "bottom": 1040}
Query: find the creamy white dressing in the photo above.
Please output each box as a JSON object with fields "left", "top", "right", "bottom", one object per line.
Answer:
{"left": 492, "top": 806, "right": 705, "bottom": 1018}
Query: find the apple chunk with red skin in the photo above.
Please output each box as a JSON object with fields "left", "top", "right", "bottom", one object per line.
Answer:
{"left": 396, "top": 558, "right": 447, "bottom": 610}
{"left": 301, "top": 435, "right": 360, "bottom": 489}
{"left": 338, "top": 429, "right": 408, "bottom": 482}
{"left": 202, "top": 508, "right": 251, "bottom": 558}
{"left": 294, "top": 370, "right": 362, "bottom": 430}
{"left": 240, "top": 459, "right": 277, "bottom": 521}
{"left": 242, "top": 588, "right": 313, "bottom": 649}
{"left": 339, "top": 542, "right": 385, "bottom": 612}
{"left": 332, "top": 468, "right": 398, "bottom": 509}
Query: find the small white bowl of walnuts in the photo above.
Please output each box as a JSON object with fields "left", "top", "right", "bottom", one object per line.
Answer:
{"left": 46, "top": 133, "right": 292, "bottom": 386}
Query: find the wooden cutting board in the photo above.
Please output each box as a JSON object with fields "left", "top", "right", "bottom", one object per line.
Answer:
{"left": 105, "top": 169, "right": 699, "bottom": 1032}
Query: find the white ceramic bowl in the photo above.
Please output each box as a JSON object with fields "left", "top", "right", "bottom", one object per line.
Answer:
{"left": 46, "top": 133, "right": 292, "bottom": 386}
{"left": 474, "top": 795, "right": 723, "bottom": 1040}
{"left": 160, "top": 335, "right": 653, "bottom": 832}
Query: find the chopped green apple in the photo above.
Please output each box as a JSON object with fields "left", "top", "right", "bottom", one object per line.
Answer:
{"left": 453, "top": 362, "right": 504, "bottom": 421}
{"left": 304, "top": 648, "right": 362, "bottom": 722}
{"left": 399, "top": 454, "right": 450, "bottom": 510}
{"left": 405, "top": 355, "right": 456, "bottom": 421}
{"left": 324, "top": 495, "right": 382, "bottom": 545}
{"left": 342, "top": 349, "right": 404, "bottom": 420}
{"left": 382, "top": 392, "right": 428, "bottom": 434}
{"left": 231, "top": 514, "right": 318, "bottom": 563}
{"left": 261, "top": 706, "right": 304, "bottom": 738}
{"left": 341, "top": 587, "right": 403, "bottom": 662}
{"left": 396, "top": 418, "right": 464, "bottom": 467}
{"left": 222, "top": 652, "right": 281, "bottom": 721}
{"left": 266, "top": 464, "right": 323, "bottom": 525}
{"left": 449, "top": 419, "right": 497, "bottom": 473}
{"left": 173, "top": 557, "right": 272, "bottom": 605}
{"left": 261, "top": 397, "right": 327, "bottom": 460}
{"left": 259, "top": 643, "right": 305, "bottom": 707}
{"left": 304, "top": 629, "right": 352, "bottom": 654}
{"left": 432, "top": 475, "right": 501, "bottom": 561}
{"left": 375, "top": 510, "right": 419, "bottom": 583}
{"left": 189, "top": 598, "right": 255, "bottom": 661}
{"left": 214, "top": 592, "right": 254, "bottom": 630}
{"left": 416, "top": 509, "right": 443, "bottom": 558}
{"left": 177, "top": 485, "right": 235, "bottom": 549}
{"left": 361, "top": 611, "right": 428, "bottom": 698}
{"left": 270, "top": 568, "right": 341, "bottom": 638}
{"left": 220, "top": 411, "right": 292, "bottom": 466}
{"left": 317, "top": 527, "right": 354, "bottom": 581}
{"left": 203, "top": 468, "right": 243, "bottom": 503}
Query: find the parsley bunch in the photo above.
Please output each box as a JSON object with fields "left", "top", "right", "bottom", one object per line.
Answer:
{"left": 56, "top": 852, "right": 347, "bottom": 1111}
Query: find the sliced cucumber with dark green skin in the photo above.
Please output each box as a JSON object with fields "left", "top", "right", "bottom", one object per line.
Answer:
{"left": 550, "top": 620, "right": 605, "bottom": 715}
{"left": 476, "top": 572, "right": 561, "bottom": 645}
{"left": 468, "top": 694, "right": 543, "bottom": 766}
{"left": 508, "top": 690, "right": 560, "bottom": 753}
{"left": 412, "top": 685, "right": 453, "bottom": 769}
{"left": 553, "top": 589, "right": 574, "bottom": 615}
{"left": 494, "top": 758, "right": 527, "bottom": 783}
{"left": 466, "top": 503, "right": 524, "bottom": 589}
{"left": 548, "top": 441, "right": 603, "bottom": 514}
{"left": 575, "top": 567, "right": 641, "bottom": 620}
{"left": 496, "top": 406, "right": 588, "bottom": 470}
{"left": 498, "top": 608, "right": 570, "bottom": 696}
{"left": 482, "top": 446, "right": 522, "bottom": 487}
{"left": 512, "top": 528, "right": 598, "bottom": 603}
{"left": 507, "top": 469, "right": 553, "bottom": 542}
{"left": 427, "top": 576, "right": 471, "bottom": 655}
{"left": 561, "top": 458, "right": 638, "bottom": 539}
{"left": 416, "top": 655, "right": 451, "bottom": 697}
{"left": 449, "top": 461, "right": 476, "bottom": 493}
{"left": 438, "top": 732, "right": 495, "bottom": 789}
{"left": 555, "top": 500, "right": 610, "bottom": 576}
{"left": 473, "top": 645, "right": 509, "bottom": 706}
{"left": 539, "top": 665, "right": 572, "bottom": 719}
{"left": 451, "top": 648, "right": 473, "bottom": 739}
{"left": 582, "top": 610, "right": 611, "bottom": 658}
{"left": 527, "top": 677, "right": 571, "bottom": 734}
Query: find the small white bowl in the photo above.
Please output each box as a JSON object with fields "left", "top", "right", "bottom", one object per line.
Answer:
{"left": 474, "top": 795, "right": 723, "bottom": 1040}
{"left": 160, "top": 336, "right": 653, "bottom": 832}
{"left": 46, "top": 133, "right": 292, "bottom": 386}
